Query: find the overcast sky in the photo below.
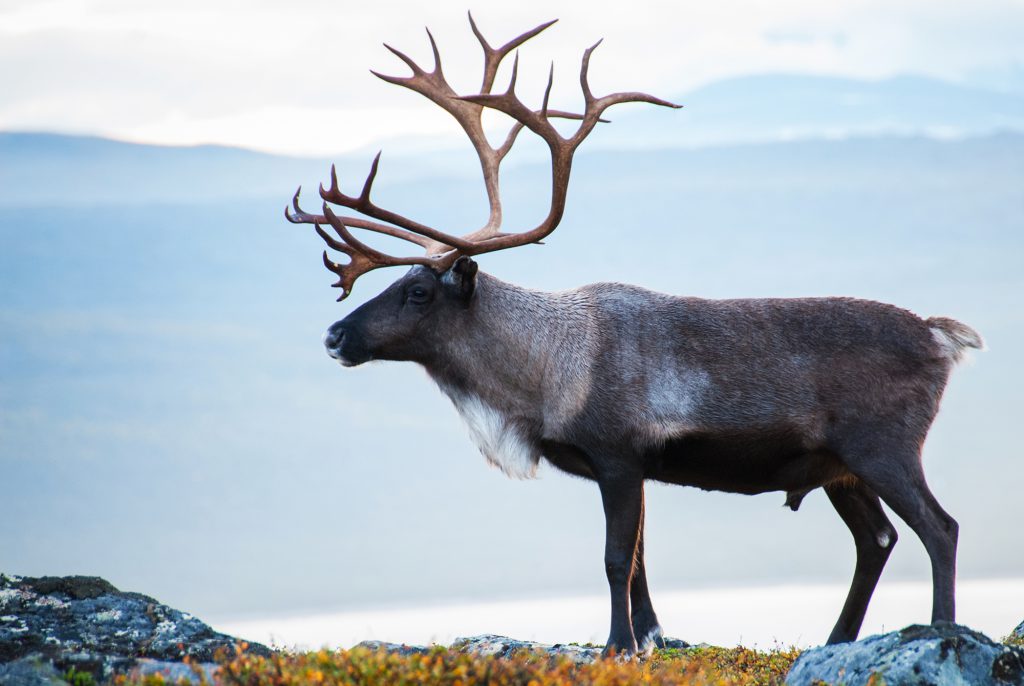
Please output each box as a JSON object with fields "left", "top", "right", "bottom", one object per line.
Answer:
{"left": 2, "top": 0, "right": 1023, "bottom": 155}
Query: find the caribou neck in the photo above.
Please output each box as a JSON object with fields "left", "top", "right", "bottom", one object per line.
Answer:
{"left": 422, "top": 272, "right": 595, "bottom": 423}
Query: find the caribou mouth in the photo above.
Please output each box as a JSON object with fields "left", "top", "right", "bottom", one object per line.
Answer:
{"left": 325, "top": 346, "right": 356, "bottom": 367}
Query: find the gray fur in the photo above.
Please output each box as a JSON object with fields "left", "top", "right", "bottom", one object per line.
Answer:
{"left": 423, "top": 274, "right": 978, "bottom": 465}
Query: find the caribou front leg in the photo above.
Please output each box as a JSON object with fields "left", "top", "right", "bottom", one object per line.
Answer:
{"left": 598, "top": 472, "right": 645, "bottom": 655}
{"left": 629, "top": 490, "right": 665, "bottom": 649}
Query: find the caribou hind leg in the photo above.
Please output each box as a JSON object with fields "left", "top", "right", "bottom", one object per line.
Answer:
{"left": 629, "top": 489, "right": 665, "bottom": 650}
{"left": 841, "top": 439, "right": 959, "bottom": 628}
{"left": 825, "top": 481, "right": 898, "bottom": 643}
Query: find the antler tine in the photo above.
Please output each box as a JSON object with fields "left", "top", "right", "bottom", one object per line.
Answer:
{"left": 285, "top": 187, "right": 320, "bottom": 224}
{"left": 314, "top": 222, "right": 355, "bottom": 256}
{"left": 540, "top": 61, "right": 554, "bottom": 117}
{"left": 425, "top": 28, "right": 443, "bottom": 76}
{"left": 469, "top": 12, "right": 557, "bottom": 94}
{"left": 317, "top": 155, "right": 476, "bottom": 252}
{"left": 358, "top": 154, "right": 380, "bottom": 206}
{"left": 320, "top": 247, "right": 376, "bottom": 302}
{"left": 496, "top": 122, "right": 526, "bottom": 161}
{"left": 288, "top": 186, "right": 434, "bottom": 249}
{"left": 579, "top": 39, "right": 602, "bottom": 104}
{"left": 571, "top": 40, "right": 681, "bottom": 147}
{"left": 381, "top": 42, "right": 426, "bottom": 77}
{"left": 507, "top": 51, "right": 519, "bottom": 94}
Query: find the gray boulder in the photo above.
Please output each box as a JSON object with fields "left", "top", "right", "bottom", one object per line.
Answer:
{"left": 0, "top": 573, "right": 269, "bottom": 683}
{"left": 451, "top": 634, "right": 604, "bottom": 664}
{"left": 0, "top": 658, "right": 66, "bottom": 686}
{"left": 354, "top": 640, "right": 432, "bottom": 656}
{"left": 786, "top": 623, "right": 1024, "bottom": 686}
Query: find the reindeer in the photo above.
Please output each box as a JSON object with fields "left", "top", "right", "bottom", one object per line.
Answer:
{"left": 286, "top": 16, "right": 983, "bottom": 654}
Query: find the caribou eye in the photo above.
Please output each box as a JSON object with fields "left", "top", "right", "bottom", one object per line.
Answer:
{"left": 408, "top": 286, "right": 429, "bottom": 302}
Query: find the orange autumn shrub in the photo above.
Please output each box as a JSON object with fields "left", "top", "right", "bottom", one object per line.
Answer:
{"left": 114, "top": 642, "right": 801, "bottom": 686}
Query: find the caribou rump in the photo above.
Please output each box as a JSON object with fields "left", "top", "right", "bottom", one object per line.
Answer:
{"left": 286, "top": 15, "right": 983, "bottom": 654}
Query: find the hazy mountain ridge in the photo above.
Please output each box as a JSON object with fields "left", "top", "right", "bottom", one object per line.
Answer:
{"left": 4, "top": 72, "right": 1023, "bottom": 206}
{"left": 0, "top": 132, "right": 324, "bottom": 205}
{"left": 607, "top": 73, "right": 1024, "bottom": 149}
{"left": 3, "top": 130, "right": 1023, "bottom": 211}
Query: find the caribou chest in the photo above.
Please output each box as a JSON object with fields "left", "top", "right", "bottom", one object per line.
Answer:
{"left": 441, "top": 387, "right": 540, "bottom": 479}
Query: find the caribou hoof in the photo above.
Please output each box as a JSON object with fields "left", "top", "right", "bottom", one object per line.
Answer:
{"left": 602, "top": 636, "right": 639, "bottom": 657}
{"left": 637, "top": 624, "right": 666, "bottom": 651}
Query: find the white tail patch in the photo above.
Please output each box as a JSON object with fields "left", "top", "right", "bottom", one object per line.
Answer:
{"left": 445, "top": 391, "right": 539, "bottom": 479}
{"left": 927, "top": 317, "right": 985, "bottom": 363}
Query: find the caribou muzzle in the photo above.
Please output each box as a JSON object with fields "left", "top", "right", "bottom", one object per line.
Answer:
{"left": 322, "top": 321, "right": 364, "bottom": 366}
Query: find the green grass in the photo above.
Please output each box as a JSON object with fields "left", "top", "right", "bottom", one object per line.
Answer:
{"left": 63, "top": 667, "right": 98, "bottom": 686}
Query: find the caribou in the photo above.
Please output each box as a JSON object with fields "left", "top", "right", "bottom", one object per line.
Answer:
{"left": 286, "top": 16, "right": 983, "bottom": 654}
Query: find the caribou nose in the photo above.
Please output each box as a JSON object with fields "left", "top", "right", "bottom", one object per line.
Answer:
{"left": 322, "top": 324, "right": 345, "bottom": 357}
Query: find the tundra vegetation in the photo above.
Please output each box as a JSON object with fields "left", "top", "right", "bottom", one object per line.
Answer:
{"left": 112, "top": 643, "right": 803, "bottom": 686}
{"left": 107, "top": 630, "right": 1024, "bottom": 686}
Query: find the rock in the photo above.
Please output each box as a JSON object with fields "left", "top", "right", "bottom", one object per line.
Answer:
{"left": 662, "top": 637, "right": 691, "bottom": 650}
{"left": 0, "top": 657, "right": 66, "bottom": 686}
{"left": 354, "top": 640, "right": 432, "bottom": 656}
{"left": 0, "top": 573, "right": 270, "bottom": 683}
{"left": 128, "top": 658, "right": 221, "bottom": 683}
{"left": 1013, "top": 620, "right": 1024, "bottom": 641}
{"left": 786, "top": 623, "right": 1024, "bottom": 686}
{"left": 451, "top": 634, "right": 604, "bottom": 664}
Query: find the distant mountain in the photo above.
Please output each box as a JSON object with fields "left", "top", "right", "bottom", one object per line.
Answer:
{"left": 0, "top": 132, "right": 333, "bottom": 206}
{"left": 3, "top": 73, "right": 1021, "bottom": 207}
{"left": 0, "top": 131, "right": 489, "bottom": 206}
{"left": 573, "top": 73, "right": 1024, "bottom": 150}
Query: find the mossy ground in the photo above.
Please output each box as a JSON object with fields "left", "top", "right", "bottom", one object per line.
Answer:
{"left": 112, "top": 643, "right": 802, "bottom": 686}
{"left": 1003, "top": 631, "right": 1024, "bottom": 648}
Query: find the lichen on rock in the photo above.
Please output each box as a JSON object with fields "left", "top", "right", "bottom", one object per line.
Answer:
{"left": 786, "top": 622, "right": 1024, "bottom": 686}
{"left": 0, "top": 572, "right": 269, "bottom": 684}
{"left": 451, "top": 634, "right": 605, "bottom": 663}
{"left": 1012, "top": 619, "right": 1024, "bottom": 643}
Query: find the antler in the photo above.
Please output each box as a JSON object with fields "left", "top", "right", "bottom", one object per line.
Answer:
{"left": 286, "top": 13, "right": 680, "bottom": 300}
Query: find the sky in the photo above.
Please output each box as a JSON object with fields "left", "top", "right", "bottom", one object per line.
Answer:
{"left": 1, "top": 0, "right": 1023, "bottom": 155}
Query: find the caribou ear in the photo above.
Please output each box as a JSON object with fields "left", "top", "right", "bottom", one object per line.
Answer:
{"left": 447, "top": 256, "right": 478, "bottom": 303}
